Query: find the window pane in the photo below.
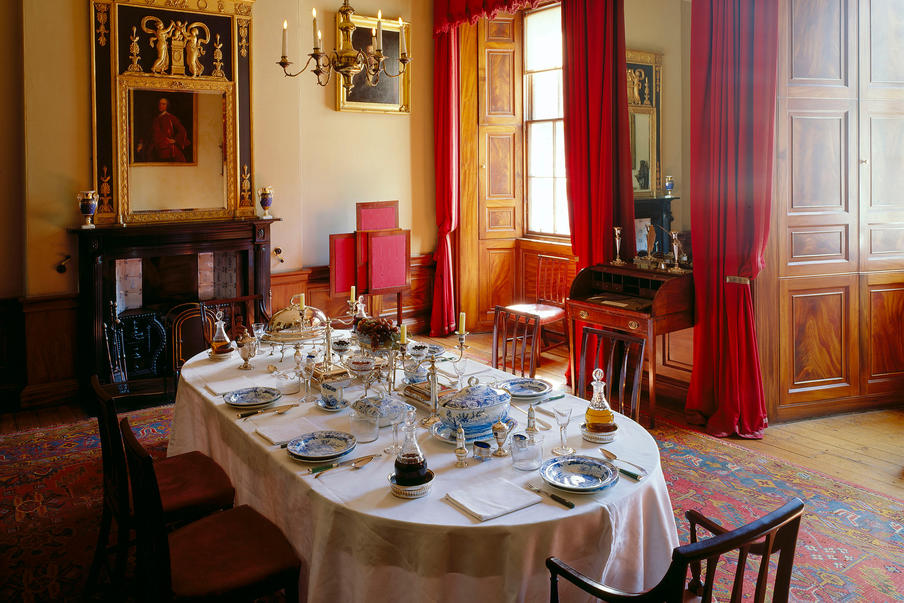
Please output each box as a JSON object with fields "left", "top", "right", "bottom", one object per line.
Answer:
{"left": 554, "top": 120, "right": 566, "bottom": 177}
{"left": 529, "top": 177, "right": 555, "bottom": 233}
{"left": 554, "top": 178, "right": 570, "bottom": 235}
{"left": 528, "top": 122, "right": 554, "bottom": 178}
{"left": 529, "top": 71, "right": 562, "bottom": 120}
{"left": 524, "top": 6, "right": 563, "bottom": 72}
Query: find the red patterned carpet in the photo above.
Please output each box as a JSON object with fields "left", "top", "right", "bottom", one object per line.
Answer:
{"left": 1, "top": 408, "right": 902, "bottom": 601}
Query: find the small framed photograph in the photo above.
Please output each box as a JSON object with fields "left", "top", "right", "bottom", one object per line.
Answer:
{"left": 336, "top": 14, "right": 411, "bottom": 114}
{"left": 130, "top": 90, "right": 198, "bottom": 165}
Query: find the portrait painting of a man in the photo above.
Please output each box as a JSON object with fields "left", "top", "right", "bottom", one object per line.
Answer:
{"left": 131, "top": 90, "right": 197, "bottom": 165}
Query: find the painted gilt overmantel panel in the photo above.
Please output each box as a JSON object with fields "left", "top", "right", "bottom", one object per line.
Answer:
{"left": 91, "top": 0, "right": 255, "bottom": 224}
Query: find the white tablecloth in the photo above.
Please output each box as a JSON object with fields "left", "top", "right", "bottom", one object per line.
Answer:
{"left": 168, "top": 350, "right": 679, "bottom": 602}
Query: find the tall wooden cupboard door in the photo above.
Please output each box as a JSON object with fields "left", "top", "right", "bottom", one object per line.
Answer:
{"left": 761, "top": 0, "right": 904, "bottom": 421}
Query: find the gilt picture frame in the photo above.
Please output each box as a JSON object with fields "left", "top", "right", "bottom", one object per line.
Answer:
{"left": 336, "top": 14, "right": 411, "bottom": 114}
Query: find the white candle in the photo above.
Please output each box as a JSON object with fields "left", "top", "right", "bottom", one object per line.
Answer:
{"left": 300, "top": 293, "right": 306, "bottom": 308}
{"left": 458, "top": 312, "right": 466, "bottom": 334}
{"left": 317, "top": 30, "right": 322, "bottom": 51}
{"left": 400, "top": 324, "right": 407, "bottom": 344}
{"left": 377, "top": 10, "right": 383, "bottom": 52}
{"left": 282, "top": 20, "right": 288, "bottom": 57}
{"left": 398, "top": 18, "right": 407, "bottom": 56}
{"left": 371, "top": 28, "right": 376, "bottom": 52}
{"left": 350, "top": 285, "right": 356, "bottom": 302}
{"left": 312, "top": 8, "right": 319, "bottom": 49}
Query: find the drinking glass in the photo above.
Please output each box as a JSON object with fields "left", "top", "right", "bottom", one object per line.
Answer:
{"left": 383, "top": 407, "right": 404, "bottom": 455}
{"left": 551, "top": 406, "right": 574, "bottom": 455}
{"left": 300, "top": 355, "right": 317, "bottom": 402}
{"left": 348, "top": 408, "right": 379, "bottom": 443}
{"left": 252, "top": 322, "right": 266, "bottom": 345}
{"left": 451, "top": 356, "right": 467, "bottom": 389}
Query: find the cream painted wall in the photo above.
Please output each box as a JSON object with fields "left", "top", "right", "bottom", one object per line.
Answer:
{"left": 20, "top": 0, "right": 435, "bottom": 297}
{"left": 625, "top": 0, "right": 691, "bottom": 231}
{"left": 253, "top": 0, "right": 435, "bottom": 274}
{"left": 0, "top": 1, "right": 23, "bottom": 298}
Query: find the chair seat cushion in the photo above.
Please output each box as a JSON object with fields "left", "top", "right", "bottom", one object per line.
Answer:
{"left": 157, "top": 451, "right": 235, "bottom": 520}
{"left": 505, "top": 303, "right": 565, "bottom": 324}
{"left": 169, "top": 505, "right": 300, "bottom": 599}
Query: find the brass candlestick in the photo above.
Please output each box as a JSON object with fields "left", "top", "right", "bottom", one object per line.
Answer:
{"left": 668, "top": 230, "right": 686, "bottom": 274}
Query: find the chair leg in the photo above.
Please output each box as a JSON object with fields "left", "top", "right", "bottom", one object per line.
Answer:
{"left": 85, "top": 504, "right": 113, "bottom": 593}
{"left": 534, "top": 324, "right": 543, "bottom": 369}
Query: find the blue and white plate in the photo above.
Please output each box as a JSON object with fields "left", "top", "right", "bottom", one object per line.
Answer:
{"left": 503, "top": 378, "right": 553, "bottom": 400}
{"left": 430, "top": 417, "right": 517, "bottom": 444}
{"left": 286, "top": 431, "right": 357, "bottom": 461}
{"left": 539, "top": 455, "right": 619, "bottom": 493}
{"left": 316, "top": 396, "right": 350, "bottom": 412}
{"left": 223, "top": 387, "right": 282, "bottom": 408}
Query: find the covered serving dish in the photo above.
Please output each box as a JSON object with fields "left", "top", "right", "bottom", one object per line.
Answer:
{"left": 265, "top": 293, "right": 328, "bottom": 343}
{"left": 439, "top": 377, "right": 511, "bottom": 436}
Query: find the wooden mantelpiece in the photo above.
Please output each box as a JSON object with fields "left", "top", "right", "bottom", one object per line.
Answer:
{"left": 70, "top": 219, "right": 277, "bottom": 389}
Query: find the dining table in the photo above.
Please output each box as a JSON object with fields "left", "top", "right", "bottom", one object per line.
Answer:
{"left": 167, "top": 343, "right": 679, "bottom": 603}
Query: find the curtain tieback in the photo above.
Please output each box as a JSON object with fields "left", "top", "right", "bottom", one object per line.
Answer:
{"left": 725, "top": 276, "right": 750, "bottom": 285}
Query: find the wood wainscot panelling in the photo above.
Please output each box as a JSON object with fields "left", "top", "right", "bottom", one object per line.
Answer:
{"left": 20, "top": 295, "right": 79, "bottom": 408}
{"left": 477, "top": 240, "right": 517, "bottom": 328}
{"left": 860, "top": 271, "right": 904, "bottom": 394}
{"left": 778, "top": 274, "right": 860, "bottom": 414}
{"left": 0, "top": 299, "right": 25, "bottom": 410}
{"left": 270, "top": 255, "right": 436, "bottom": 335}
{"left": 655, "top": 327, "right": 694, "bottom": 391}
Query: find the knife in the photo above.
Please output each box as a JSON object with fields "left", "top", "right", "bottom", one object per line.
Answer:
{"left": 307, "top": 454, "right": 380, "bottom": 475}
{"left": 236, "top": 403, "right": 298, "bottom": 419}
{"left": 525, "top": 482, "right": 575, "bottom": 509}
{"left": 616, "top": 466, "right": 645, "bottom": 481}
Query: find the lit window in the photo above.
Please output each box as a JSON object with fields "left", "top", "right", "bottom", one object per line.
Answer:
{"left": 524, "top": 5, "right": 568, "bottom": 237}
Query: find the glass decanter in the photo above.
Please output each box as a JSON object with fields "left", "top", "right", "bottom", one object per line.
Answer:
{"left": 584, "top": 368, "right": 615, "bottom": 432}
{"left": 394, "top": 410, "right": 428, "bottom": 486}
{"left": 210, "top": 310, "right": 233, "bottom": 354}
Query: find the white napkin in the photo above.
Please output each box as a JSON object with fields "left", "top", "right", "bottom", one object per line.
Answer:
{"left": 204, "top": 373, "right": 300, "bottom": 396}
{"left": 445, "top": 478, "right": 542, "bottom": 522}
{"left": 252, "top": 415, "right": 321, "bottom": 446}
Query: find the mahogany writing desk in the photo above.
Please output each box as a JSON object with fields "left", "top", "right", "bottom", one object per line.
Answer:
{"left": 566, "top": 264, "right": 694, "bottom": 427}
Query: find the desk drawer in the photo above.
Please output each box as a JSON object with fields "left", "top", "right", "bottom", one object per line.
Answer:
{"left": 569, "top": 303, "right": 650, "bottom": 334}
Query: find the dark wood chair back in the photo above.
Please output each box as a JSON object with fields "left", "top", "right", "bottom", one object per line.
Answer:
{"left": 166, "top": 303, "right": 212, "bottom": 375}
{"left": 547, "top": 498, "right": 805, "bottom": 603}
{"left": 536, "top": 255, "right": 575, "bottom": 308}
{"left": 120, "top": 417, "right": 173, "bottom": 601}
{"left": 492, "top": 306, "right": 540, "bottom": 378}
{"left": 577, "top": 326, "right": 646, "bottom": 422}
{"left": 199, "top": 294, "right": 269, "bottom": 345}
{"left": 91, "top": 375, "right": 130, "bottom": 525}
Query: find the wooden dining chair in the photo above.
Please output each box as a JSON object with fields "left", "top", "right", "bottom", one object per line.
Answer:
{"left": 576, "top": 326, "right": 647, "bottom": 423}
{"left": 503, "top": 255, "right": 576, "bottom": 367}
{"left": 492, "top": 305, "right": 541, "bottom": 378}
{"left": 120, "top": 417, "right": 302, "bottom": 603}
{"left": 85, "top": 375, "right": 235, "bottom": 597}
{"left": 165, "top": 302, "right": 212, "bottom": 393}
{"left": 546, "top": 498, "right": 805, "bottom": 603}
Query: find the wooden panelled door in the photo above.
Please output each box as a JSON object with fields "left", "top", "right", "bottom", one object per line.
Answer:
{"left": 459, "top": 15, "right": 524, "bottom": 332}
{"left": 758, "top": 0, "right": 904, "bottom": 422}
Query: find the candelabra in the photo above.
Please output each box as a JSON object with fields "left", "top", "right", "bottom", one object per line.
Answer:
{"left": 277, "top": 1, "right": 410, "bottom": 92}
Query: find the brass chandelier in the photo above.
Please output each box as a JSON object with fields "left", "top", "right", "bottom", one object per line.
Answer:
{"left": 277, "top": 1, "right": 410, "bottom": 91}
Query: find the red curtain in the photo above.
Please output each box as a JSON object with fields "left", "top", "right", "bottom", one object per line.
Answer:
{"left": 430, "top": 28, "right": 460, "bottom": 336}
{"left": 561, "top": 0, "right": 634, "bottom": 385}
{"left": 562, "top": 0, "right": 635, "bottom": 269}
{"left": 430, "top": 0, "right": 539, "bottom": 335}
{"left": 686, "top": 0, "right": 779, "bottom": 439}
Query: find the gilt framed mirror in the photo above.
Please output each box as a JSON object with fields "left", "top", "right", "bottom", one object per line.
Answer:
{"left": 626, "top": 49, "right": 662, "bottom": 199}
{"left": 90, "top": 0, "right": 256, "bottom": 224}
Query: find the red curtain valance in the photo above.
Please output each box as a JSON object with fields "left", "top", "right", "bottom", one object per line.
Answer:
{"left": 434, "top": 0, "right": 540, "bottom": 34}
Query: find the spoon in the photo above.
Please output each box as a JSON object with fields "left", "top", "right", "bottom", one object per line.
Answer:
{"left": 599, "top": 448, "right": 648, "bottom": 477}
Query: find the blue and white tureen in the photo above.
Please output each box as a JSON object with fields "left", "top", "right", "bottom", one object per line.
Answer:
{"left": 439, "top": 377, "right": 511, "bottom": 436}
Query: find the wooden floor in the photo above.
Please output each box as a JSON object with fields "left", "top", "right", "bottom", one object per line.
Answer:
{"left": 4, "top": 331, "right": 902, "bottom": 500}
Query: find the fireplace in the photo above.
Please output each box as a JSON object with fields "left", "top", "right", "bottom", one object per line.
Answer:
{"left": 72, "top": 219, "right": 275, "bottom": 387}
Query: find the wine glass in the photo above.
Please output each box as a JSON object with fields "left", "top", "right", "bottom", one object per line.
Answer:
{"left": 551, "top": 406, "right": 574, "bottom": 456}
{"left": 451, "top": 356, "right": 467, "bottom": 389}
{"left": 252, "top": 322, "right": 266, "bottom": 346}
{"left": 383, "top": 406, "right": 404, "bottom": 455}
{"left": 300, "top": 353, "right": 318, "bottom": 402}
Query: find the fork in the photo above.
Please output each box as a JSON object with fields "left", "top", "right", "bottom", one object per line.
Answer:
{"left": 525, "top": 481, "right": 574, "bottom": 509}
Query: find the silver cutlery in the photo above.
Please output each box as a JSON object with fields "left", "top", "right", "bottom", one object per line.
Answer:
{"left": 308, "top": 454, "right": 380, "bottom": 477}
{"left": 525, "top": 481, "right": 574, "bottom": 509}
{"left": 238, "top": 403, "right": 298, "bottom": 420}
{"left": 599, "top": 448, "right": 647, "bottom": 480}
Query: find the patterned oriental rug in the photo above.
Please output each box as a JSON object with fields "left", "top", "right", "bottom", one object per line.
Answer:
{"left": 0, "top": 408, "right": 901, "bottom": 602}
